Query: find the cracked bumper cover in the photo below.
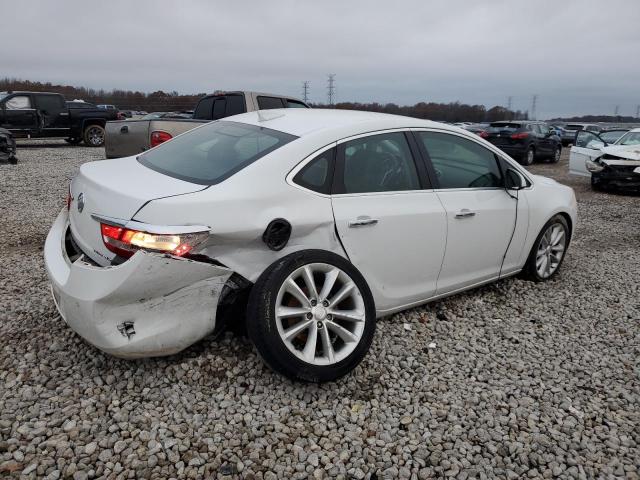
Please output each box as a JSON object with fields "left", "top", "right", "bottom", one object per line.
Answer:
{"left": 44, "top": 209, "right": 233, "bottom": 358}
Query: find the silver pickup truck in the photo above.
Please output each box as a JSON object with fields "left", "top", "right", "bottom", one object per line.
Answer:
{"left": 105, "top": 91, "right": 309, "bottom": 158}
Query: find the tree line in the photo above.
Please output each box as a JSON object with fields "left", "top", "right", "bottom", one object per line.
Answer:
{"left": 0, "top": 77, "right": 548, "bottom": 122}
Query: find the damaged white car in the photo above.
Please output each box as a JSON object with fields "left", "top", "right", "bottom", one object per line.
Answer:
{"left": 45, "top": 109, "right": 577, "bottom": 381}
{"left": 569, "top": 128, "right": 640, "bottom": 191}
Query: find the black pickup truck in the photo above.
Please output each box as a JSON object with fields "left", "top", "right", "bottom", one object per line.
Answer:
{"left": 0, "top": 91, "right": 118, "bottom": 147}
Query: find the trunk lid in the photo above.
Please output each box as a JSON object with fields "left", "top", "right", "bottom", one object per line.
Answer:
{"left": 69, "top": 157, "right": 205, "bottom": 265}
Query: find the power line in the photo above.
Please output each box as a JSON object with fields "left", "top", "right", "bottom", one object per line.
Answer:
{"left": 302, "top": 81, "right": 310, "bottom": 104}
{"left": 327, "top": 74, "right": 336, "bottom": 106}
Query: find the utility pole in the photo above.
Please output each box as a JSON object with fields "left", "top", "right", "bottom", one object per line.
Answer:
{"left": 531, "top": 94, "right": 538, "bottom": 121}
{"left": 507, "top": 96, "right": 513, "bottom": 119}
{"left": 302, "top": 81, "right": 310, "bottom": 104}
{"left": 327, "top": 74, "right": 336, "bottom": 106}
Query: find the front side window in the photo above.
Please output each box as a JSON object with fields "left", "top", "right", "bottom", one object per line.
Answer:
{"left": 418, "top": 131, "right": 503, "bottom": 189}
{"left": 258, "top": 96, "right": 285, "bottom": 110}
{"left": 293, "top": 148, "right": 335, "bottom": 194}
{"left": 5, "top": 95, "right": 31, "bottom": 109}
{"left": 575, "top": 131, "right": 604, "bottom": 149}
{"left": 139, "top": 121, "right": 297, "bottom": 185}
{"left": 339, "top": 132, "right": 420, "bottom": 194}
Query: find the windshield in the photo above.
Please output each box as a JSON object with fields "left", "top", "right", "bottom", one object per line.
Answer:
{"left": 138, "top": 121, "right": 297, "bottom": 185}
{"left": 615, "top": 131, "right": 640, "bottom": 146}
{"left": 488, "top": 122, "right": 521, "bottom": 132}
{"left": 600, "top": 130, "right": 628, "bottom": 144}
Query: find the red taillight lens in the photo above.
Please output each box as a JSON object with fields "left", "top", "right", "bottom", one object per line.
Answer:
{"left": 479, "top": 131, "right": 489, "bottom": 138}
{"left": 100, "top": 223, "right": 208, "bottom": 259}
{"left": 510, "top": 132, "right": 529, "bottom": 140}
{"left": 66, "top": 186, "right": 72, "bottom": 210}
{"left": 117, "top": 112, "right": 125, "bottom": 120}
{"left": 150, "top": 131, "right": 172, "bottom": 148}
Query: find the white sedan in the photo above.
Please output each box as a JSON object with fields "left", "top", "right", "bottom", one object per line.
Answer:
{"left": 45, "top": 109, "right": 577, "bottom": 382}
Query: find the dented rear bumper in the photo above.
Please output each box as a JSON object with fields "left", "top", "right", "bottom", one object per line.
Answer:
{"left": 44, "top": 208, "right": 232, "bottom": 358}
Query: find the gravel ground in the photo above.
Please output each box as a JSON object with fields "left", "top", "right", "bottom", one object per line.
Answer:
{"left": 0, "top": 141, "right": 638, "bottom": 479}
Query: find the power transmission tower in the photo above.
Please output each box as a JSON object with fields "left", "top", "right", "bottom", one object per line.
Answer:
{"left": 327, "top": 74, "right": 336, "bottom": 106}
{"left": 531, "top": 95, "right": 538, "bottom": 120}
{"left": 507, "top": 96, "right": 513, "bottom": 119}
{"left": 636, "top": 105, "right": 640, "bottom": 119}
{"left": 302, "top": 81, "right": 310, "bottom": 104}
{"left": 614, "top": 105, "right": 619, "bottom": 116}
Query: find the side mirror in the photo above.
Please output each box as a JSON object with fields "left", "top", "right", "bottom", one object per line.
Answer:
{"left": 505, "top": 168, "right": 527, "bottom": 190}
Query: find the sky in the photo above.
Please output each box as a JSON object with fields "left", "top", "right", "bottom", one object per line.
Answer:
{"left": 1, "top": 0, "right": 639, "bottom": 119}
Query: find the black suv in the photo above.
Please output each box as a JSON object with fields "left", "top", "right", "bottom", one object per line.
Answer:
{"left": 480, "top": 121, "right": 562, "bottom": 165}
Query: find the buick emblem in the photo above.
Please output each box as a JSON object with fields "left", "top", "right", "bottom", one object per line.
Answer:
{"left": 77, "top": 192, "right": 85, "bottom": 213}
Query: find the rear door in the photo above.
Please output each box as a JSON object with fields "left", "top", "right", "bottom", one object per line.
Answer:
{"left": 569, "top": 131, "right": 605, "bottom": 177}
{"left": 415, "top": 130, "right": 517, "bottom": 294}
{"left": 535, "top": 123, "right": 554, "bottom": 155}
{"left": 34, "top": 94, "right": 68, "bottom": 133}
{"left": 330, "top": 131, "right": 447, "bottom": 312}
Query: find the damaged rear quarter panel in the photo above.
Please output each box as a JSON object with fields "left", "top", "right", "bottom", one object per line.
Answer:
{"left": 132, "top": 140, "right": 348, "bottom": 282}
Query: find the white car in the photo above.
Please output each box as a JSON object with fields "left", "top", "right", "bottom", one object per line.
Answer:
{"left": 569, "top": 128, "right": 640, "bottom": 190}
{"left": 44, "top": 109, "right": 577, "bottom": 382}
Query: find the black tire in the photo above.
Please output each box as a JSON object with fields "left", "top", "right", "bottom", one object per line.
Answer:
{"left": 8, "top": 155, "right": 17, "bottom": 165}
{"left": 521, "top": 147, "right": 535, "bottom": 166}
{"left": 83, "top": 125, "right": 105, "bottom": 147}
{"left": 246, "top": 249, "right": 376, "bottom": 382}
{"left": 551, "top": 146, "right": 561, "bottom": 163}
{"left": 591, "top": 176, "right": 603, "bottom": 191}
{"left": 523, "top": 214, "right": 570, "bottom": 282}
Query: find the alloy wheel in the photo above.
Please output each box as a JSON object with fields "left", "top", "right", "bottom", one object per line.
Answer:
{"left": 535, "top": 223, "right": 566, "bottom": 278}
{"left": 87, "top": 127, "right": 104, "bottom": 146}
{"left": 275, "top": 263, "right": 366, "bottom": 366}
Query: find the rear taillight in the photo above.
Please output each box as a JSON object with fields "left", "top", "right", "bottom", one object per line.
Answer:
{"left": 117, "top": 112, "right": 125, "bottom": 120}
{"left": 100, "top": 223, "right": 208, "bottom": 259}
{"left": 150, "top": 131, "right": 172, "bottom": 148}
{"left": 479, "top": 131, "right": 489, "bottom": 138}
{"left": 510, "top": 132, "right": 529, "bottom": 140}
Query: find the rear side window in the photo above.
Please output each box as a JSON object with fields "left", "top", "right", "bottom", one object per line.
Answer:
{"left": 139, "top": 121, "right": 297, "bottom": 185}
{"left": 36, "top": 94, "right": 64, "bottom": 111}
{"left": 293, "top": 148, "right": 335, "bottom": 194}
{"left": 285, "top": 99, "right": 308, "bottom": 108}
{"left": 258, "top": 96, "right": 285, "bottom": 110}
{"left": 338, "top": 132, "right": 420, "bottom": 194}
{"left": 193, "top": 97, "right": 214, "bottom": 119}
{"left": 418, "top": 132, "right": 502, "bottom": 189}
{"left": 212, "top": 98, "right": 227, "bottom": 120}
{"left": 225, "top": 95, "right": 246, "bottom": 116}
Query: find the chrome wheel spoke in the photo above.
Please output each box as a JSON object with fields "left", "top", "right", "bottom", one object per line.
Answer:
{"left": 328, "top": 282, "right": 355, "bottom": 307}
{"left": 319, "top": 268, "right": 340, "bottom": 301}
{"left": 535, "top": 222, "right": 567, "bottom": 278}
{"left": 320, "top": 326, "right": 335, "bottom": 362}
{"left": 328, "top": 309, "right": 365, "bottom": 322}
{"left": 285, "top": 278, "right": 310, "bottom": 307}
{"left": 302, "top": 324, "right": 318, "bottom": 362}
{"left": 326, "top": 320, "right": 358, "bottom": 343}
{"left": 283, "top": 319, "right": 314, "bottom": 340}
{"left": 277, "top": 306, "right": 311, "bottom": 319}
{"left": 302, "top": 266, "right": 319, "bottom": 300}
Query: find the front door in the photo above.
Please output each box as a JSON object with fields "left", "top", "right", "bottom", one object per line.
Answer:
{"left": 569, "top": 130, "right": 605, "bottom": 177}
{"left": 414, "top": 130, "right": 518, "bottom": 294}
{"left": 331, "top": 131, "right": 447, "bottom": 312}
{"left": 1, "top": 94, "right": 38, "bottom": 132}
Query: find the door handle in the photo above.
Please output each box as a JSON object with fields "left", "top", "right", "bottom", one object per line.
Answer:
{"left": 455, "top": 209, "right": 476, "bottom": 219}
{"left": 120, "top": 125, "right": 129, "bottom": 133}
{"left": 348, "top": 217, "right": 379, "bottom": 228}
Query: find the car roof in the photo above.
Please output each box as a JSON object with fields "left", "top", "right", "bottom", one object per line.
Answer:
{"left": 225, "top": 108, "right": 453, "bottom": 138}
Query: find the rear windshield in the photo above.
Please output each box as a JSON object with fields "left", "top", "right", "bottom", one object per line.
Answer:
{"left": 566, "top": 124, "right": 584, "bottom": 130}
{"left": 138, "top": 121, "right": 297, "bottom": 185}
{"left": 488, "top": 122, "right": 522, "bottom": 131}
